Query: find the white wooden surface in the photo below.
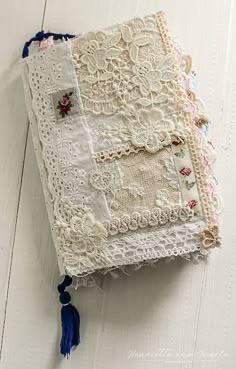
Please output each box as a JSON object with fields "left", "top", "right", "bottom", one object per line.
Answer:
{"left": 0, "top": 1, "right": 234, "bottom": 368}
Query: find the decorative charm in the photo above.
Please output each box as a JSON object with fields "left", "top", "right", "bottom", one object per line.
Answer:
{"left": 201, "top": 224, "right": 220, "bottom": 248}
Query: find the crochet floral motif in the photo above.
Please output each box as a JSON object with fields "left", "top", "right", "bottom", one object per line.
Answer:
{"left": 55, "top": 199, "right": 108, "bottom": 255}
{"left": 129, "top": 108, "right": 174, "bottom": 153}
{"left": 132, "top": 54, "right": 175, "bottom": 96}
{"left": 80, "top": 39, "right": 116, "bottom": 74}
{"left": 66, "top": 213, "right": 107, "bottom": 252}
{"left": 72, "top": 18, "right": 182, "bottom": 149}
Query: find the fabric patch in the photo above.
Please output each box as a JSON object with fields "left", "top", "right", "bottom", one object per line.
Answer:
{"left": 93, "top": 148, "right": 182, "bottom": 218}
{"left": 52, "top": 88, "right": 80, "bottom": 120}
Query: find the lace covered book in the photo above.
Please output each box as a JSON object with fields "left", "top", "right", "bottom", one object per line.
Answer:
{"left": 21, "top": 11, "right": 221, "bottom": 287}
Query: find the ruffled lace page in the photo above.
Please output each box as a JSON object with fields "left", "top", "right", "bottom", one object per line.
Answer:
{"left": 21, "top": 11, "right": 221, "bottom": 287}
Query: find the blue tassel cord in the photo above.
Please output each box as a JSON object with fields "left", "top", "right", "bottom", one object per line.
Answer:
{"left": 58, "top": 275, "right": 80, "bottom": 357}
{"left": 22, "top": 30, "right": 75, "bottom": 58}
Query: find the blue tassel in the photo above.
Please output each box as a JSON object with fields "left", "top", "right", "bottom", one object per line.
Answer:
{"left": 58, "top": 276, "right": 80, "bottom": 357}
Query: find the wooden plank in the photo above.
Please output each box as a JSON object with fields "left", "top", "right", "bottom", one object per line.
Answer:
{"left": 0, "top": 1, "right": 232, "bottom": 368}
{"left": 0, "top": 0, "right": 46, "bottom": 349}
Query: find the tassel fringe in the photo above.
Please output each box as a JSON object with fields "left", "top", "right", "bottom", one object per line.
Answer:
{"left": 58, "top": 275, "right": 80, "bottom": 357}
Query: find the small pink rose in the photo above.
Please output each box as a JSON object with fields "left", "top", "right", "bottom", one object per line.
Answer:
{"left": 60, "top": 96, "right": 69, "bottom": 106}
{"left": 179, "top": 167, "right": 192, "bottom": 176}
{"left": 186, "top": 199, "right": 197, "bottom": 209}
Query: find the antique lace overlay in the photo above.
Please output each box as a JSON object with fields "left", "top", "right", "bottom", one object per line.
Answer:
{"left": 21, "top": 11, "right": 220, "bottom": 282}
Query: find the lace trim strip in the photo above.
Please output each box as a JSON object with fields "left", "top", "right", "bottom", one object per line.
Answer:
{"left": 103, "top": 205, "right": 194, "bottom": 236}
{"left": 155, "top": 12, "right": 220, "bottom": 247}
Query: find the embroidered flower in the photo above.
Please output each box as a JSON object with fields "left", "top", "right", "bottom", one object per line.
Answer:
{"left": 60, "top": 96, "right": 69, "bottom": 106}
{"left": 57, "top": 91, "right": 74, "bottom": 118}
{"left": 186, "top": 199, "right": 197, "bottom": 209}
{"left": 132, "top": 54, "right": 176, "bottom": 96}
{"left": 179, "top": 167, "right": 192, "bottom": 176}
{"left": 80, "top": 40, "right": 108, "bottom": 74}
{"left": 129, "top": 108, "right": 174, "bottom": 153}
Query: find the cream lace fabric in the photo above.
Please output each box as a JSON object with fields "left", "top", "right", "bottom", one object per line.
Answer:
{"left": 21, "top": 12, "right": 221, "bottom": 286}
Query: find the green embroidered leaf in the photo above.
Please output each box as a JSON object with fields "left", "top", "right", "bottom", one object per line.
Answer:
{"left": 182, "top": 180, "right": 195, "bottom": 190}
{"left": 193, "top": 207, "right": 200, "bottom": 216}
{"left": 174, "top": 147, "right": 185, "bottom": 158}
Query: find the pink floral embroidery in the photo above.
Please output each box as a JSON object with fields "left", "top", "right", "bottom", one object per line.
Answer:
{"left": 60, "top": 96, "right": 69, "bottom": 106}
{"left": 201, "top": 154, "right": 208, "bottom": 168}
{"left": 179, "top": 167, "right": 192, "bottom": 176}
{"left": 57, "top": 91, "right": 74, "bottom": 118}
{"left": 186, "top": 199, "right": 197, "bottom": 209}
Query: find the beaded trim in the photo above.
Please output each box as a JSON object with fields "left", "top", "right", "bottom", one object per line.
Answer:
{"left": 155, "top": 12, "right": 219, "bottom": 247}
{"left": 103, "top": 205, "right": 193, "bottom": 236}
